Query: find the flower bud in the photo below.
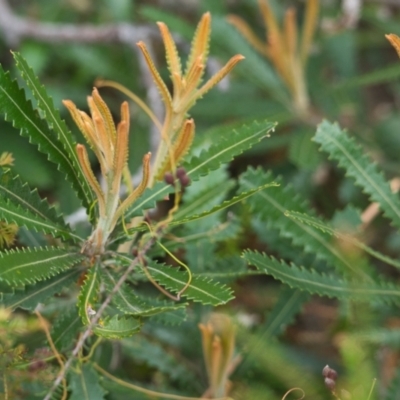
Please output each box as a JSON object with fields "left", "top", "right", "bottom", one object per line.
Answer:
{"left": 322, "top": 364, "right": 338, "bottom": 380}
{"left": 324, "top": 377, "right": 336, "bottom": 391}
{"left": 164, "top": 172, "right": 174, "bottom": 185}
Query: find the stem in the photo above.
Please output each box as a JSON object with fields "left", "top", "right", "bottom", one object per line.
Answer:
{"left": 43, "top": 235, "right": 156, "bottom": 400}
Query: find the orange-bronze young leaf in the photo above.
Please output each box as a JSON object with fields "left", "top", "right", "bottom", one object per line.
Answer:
{"left": 386, "top": 34, "right": 400, "bottom": 58}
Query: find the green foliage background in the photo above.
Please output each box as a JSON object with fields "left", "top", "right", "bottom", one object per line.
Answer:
{"left": 2, "top": 0, "right": 400, "bottom": 399}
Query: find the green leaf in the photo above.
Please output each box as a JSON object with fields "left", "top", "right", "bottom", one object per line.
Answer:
{"left": 0, "top": 170, "right": 80, "bottom": 242}
{"left": 1, "top": 269, "right": 80, "bottom": 310}
{"left": 69, "top": 363, "right": 107, "bottom": 400}
{"left": 122, "top": 181, "right": 174, "bottom": 220}
{"left": 102, "top": 270, "right": 187, "bottom": 317}
{"left": 262, "top": 287, "right": 310, "bottom": 338}
{"left": 286, "top": 210, "right": 400, "bottom": 271}
{"left": 78, "top": 265, "right": 100, "bottom": 326}
{"left": 183, "top": 120, "right": 276, "bottom": 181}
{"left": 169, "top": 182, "right": 279, "bottom": 228}
{"left": 243, "top": 250, "right": 400, "bottom": 305}
{"left": 146, "top": 261, "right": 235, "bottom": 306}
{"left": 121, "top": 336, "right": 197, "bottom": 386}
{"left": 78, "top": 266, "right": 141, "bottom": 338}
{"left": 239, "top": 167, "right": 370, "bottom": 278}
{"left": 314, "top": 120, "right": 400, "bottom": 230}
{"left": 0, "top": 247, "right": 84, "bottom": 286}
{"left": 94, "top": 315, "right": 141, "bottom": 339}
{"left": 51, "top": 308, "right": 82, "bottom": 352}
{"left": 288, "top": 130, "right": 321, "bottom": 168}
{"left": 150, "top": 307, "right": 187, "bottom": 326}
{"left": 0, "top": 63, "right": 94, "bottom": 212}
{"left": 174, "top": 166, "right": 235, "bottom": 219}
{"left": 121, "top": 120, "right": 275, "bottom": 226}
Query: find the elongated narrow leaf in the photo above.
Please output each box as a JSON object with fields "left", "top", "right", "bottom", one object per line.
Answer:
{"left": 286, "top": 210, "right": 400, "bottom": 271}
{"left": 123, "top": 181, "right": 174, "bottom": 220}
{"left": 262, "top": 287, "right": 310, "bottom": 338}
{"left": 0, "top": 171, "right": 80, "bottom": 242}
{"left": 102, "top": 270, "right": 187, "bottom": 317}
{"left": 0, "top": 169, "right": 70, "bottom": 229}
{"left": 122, "top": 336, "right": 198, "bottom": 386}
{"left": 78, "top": 266, "right": 141, "bottom": 338}
{"left": 183, "top": 120, "right": 276, "bottom": 181}
{"left": 94, "top": 315, "right": 141, "bottom": 339}
{"left": 51, "top": 308, "right": 82, "bottom": 351}
{"left": 0, "top": 64, "right": 94, "bottom": 212}
{"left": 174, "top": 166, "right": 235, "bottom": 219}
{"left": 119, "top": 121, "right": 275, "bottom": 233}
{"left": 314, "top": 120, "right": 400, "bottom": 230}
{"left": 78, "top": 265, "right": 100, "bottom": 326}
{"left": 239, "top": 167, "right": 371, "bottom": 279}
{"left": 243, "top": 250, "right": 400, "bottom": 305}
{"left": 1, "top": 269, "right": 80, "bottom": 310}
{"left": 69, "top": 364, "right": 107, "bottom": 400}
{"left": 169, "top": 182, "right": 279, "bottom": 227}
{"left": 146, "top": 261, "right": 234, "bottom": 306}
{"left": 0, "top": 247, "right": 84, "bottom": 286}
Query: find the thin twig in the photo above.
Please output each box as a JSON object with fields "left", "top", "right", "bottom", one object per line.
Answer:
{"left": 0, "top": 0, "right": 156, "bottom": 47}
{"left": 43, "top": 235, "right": 156, "bottom": 400}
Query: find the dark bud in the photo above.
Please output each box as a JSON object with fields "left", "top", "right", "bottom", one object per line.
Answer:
{"left": 132, "top": 247, "right": 138, "bottom": 257}
{"left": 322, "top": 365, "right": 338, "bottom": 380}
{"left": 324, "top": 377, "right": 336, "bottom": 392}
{"left": 176, "top": 167, "right": 186, "bottom": 179}
{"left": 179, "top": 173, "right": 190, "bottom": 187}
{"left": 28, "top": 359, "right": 46, "bottom": 372}
{"left": 164, "top": 172, "right": 174, "bottom": 185}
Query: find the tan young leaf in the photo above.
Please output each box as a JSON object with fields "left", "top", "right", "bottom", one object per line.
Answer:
{"left": 137, "top": 41, "right": 172, "bottom": 111}
{"left": 386, "top": 34, "right": 400, "bottom": 58}
{"left": 185, "top": 12, "right": 211, "bottom": 77}
{"left": 157, "top": 21, "right": 182, "bottom": 88}
{"left": 300, "top": 0, "right": 319, "bottom": 65}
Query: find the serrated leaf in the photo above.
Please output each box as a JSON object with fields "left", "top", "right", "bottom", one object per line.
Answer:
{"left": 146, "top": 261, "right": 234, "bottom": 306}
{"left": 0, "top": 170, "right": 80, "bottom": 242}
{"left": 102, "top": 270, "right": 187, "bottom": 317}
{"left": 169, "top": 182, "right": 279, "bottom": 228}
{"left": 150, "top": 307, "right": 187, "bottom": 326}
{"left": 123, "top": 181, "right": 174, "bottom": 220}
{"left": 95, "top": 315, "right": 141, "bottom": 339}
{"left": 286, "top": 210, "right": 400, "bottom": 271}
{"left": 78, "top": 267, "right": 141, "bottom": 338}
{"left": 78, "top": 265, "right": 100, "bottom": 326}
{"left": 175, "top": 166, "right": 235, "bottom": 219}
{"left": 0, "top": 63, "right": 94, "bottom": 213}
{"left": 1, "top": 269, "right": 80, "bottom": 310}
{"left": 183, "top": 120, "right": 276, "bottom": 181}
{"left": 0, "top": 169, "right": 72, "bottom": 229}
{"left": 69, "top": 363, "right": 107, "bottom": 400}
{"left": 115, "top": 121, "right": 275, "bottom": 240}
{"left": 243, "top": 250, "right": 400, "bottom": 305}
{"left": 314, "top": 120, "right": 400, "bottom": 230}
{"left": 0, "top": 247, "right": 84, "bottom": 286}
{"left": 239, "top": 167, "right": 371, "bottom": 279}
{"left": 51, "top": 308, "right": 82, "bottom": 351}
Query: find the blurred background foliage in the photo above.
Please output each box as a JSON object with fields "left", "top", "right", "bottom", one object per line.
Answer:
{"left": 3, "top": 0, "right": 400, "bottom": 399}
